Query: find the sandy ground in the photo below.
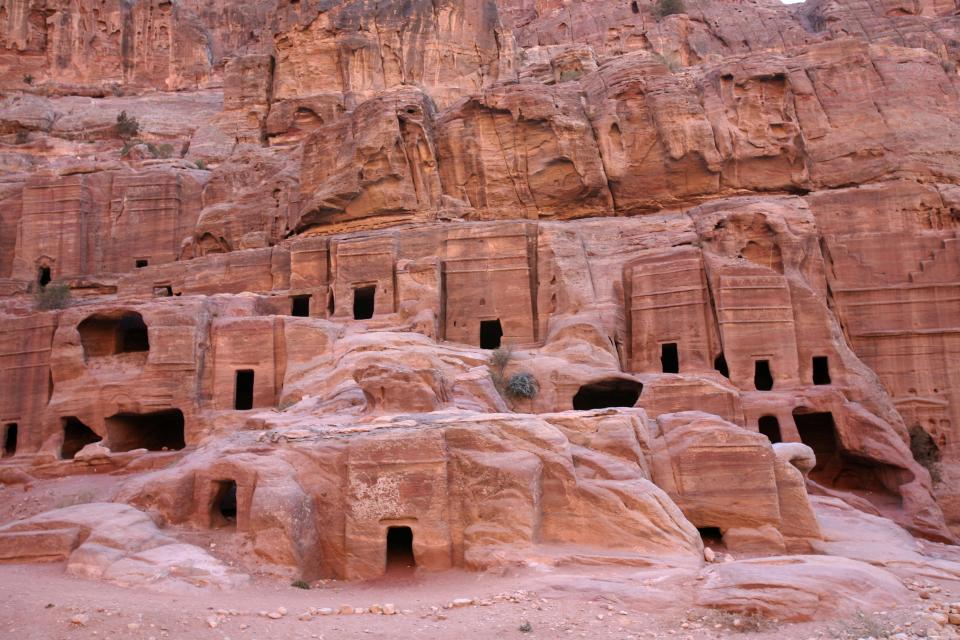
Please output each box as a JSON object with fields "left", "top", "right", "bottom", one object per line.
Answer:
{"left": 0, "top": 473, "right": 949, "bottom": 640}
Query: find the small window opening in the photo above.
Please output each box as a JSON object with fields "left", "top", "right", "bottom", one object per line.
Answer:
{"left": 153, "top": 285, "right": 173, "bottom": 297}
{"left": 385, "top": 526, "right": 415, "bottom": 572}
{"left": 573, "top": 378, "right": 643, "bottom": 410}
{"left": 660, "top": 342, "right": 679, "bottom": 373}
{"left": 631, "top": 0, "right": 639, "bottom": 12}
{"left": 479, "top": 319, "right": 503, "bottom": 350}
{"left": 353, "top": 285, "right": 376, "bottom": 320}
{"left": 211, "top": 480, "right": 238, "bottom": 528}
{"left": 327, "top": 290, "right": 335, "bottom": 316}
{"left": 754, "top": 360, "right": 774, "bottom": 391}
{"left": 714, "top": 353, "right": 729, "bottom": 378}
{"left": 758, "top": 415, "right": 782, "bottom": 443}
{"left": 812, "top": 356, "right": 831, "bottom": 385}
{"left": 38, "top": 266, "right": 51, "bottom": 287}
{"left": 234, "top": 370, "right": 254, "bottom": 410}
{"left": 3, "top": 423, "right": 17, "bottom": 457}
{"left": 105, "top": 409, "right": 185, "bottom": 452}
{"left": 135, "top": 259, "right": 148, "bottom": 268}
{"left": 291, "top": 295, "right": 311, "bottom": 317}
{"left": 61, "top": 417, "right": 101, "bottom": 459}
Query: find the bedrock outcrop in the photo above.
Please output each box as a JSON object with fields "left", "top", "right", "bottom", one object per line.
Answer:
{"left": 1, "top": 0, "right": 960, "bottom": 622}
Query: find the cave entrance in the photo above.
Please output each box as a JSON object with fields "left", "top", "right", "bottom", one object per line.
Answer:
{"left": 38, "top": 266, "right": 51, "bottom": 287}
{"left": 135, "top": 259, "right": 148, "bottom": 269}
{"left": 697, "top": 527, "right": 723, "bottom": 545}
{"left": 385, "top": 526, "right": 415, "bottom": 573}
{"left": 660, "top": 342, "right": 679, "bottom": 373}
{"left": 105, "top": 409, "right": 185, "bottom": 452}
{"left": 2, "top": 423, "right": 16, "bottom": 457}
{"left": 812, "top": 356, "right": 831, "bottom": 385}
{"left": 754, "top": 360, "right": 774, "bottom": 391}
{"left": 234, "top": 370, "right": 254, "bottom": 410}
{"left": 291, "top": 295, "right": 311, "bottom": 317}
{"left": 794, "top": 409, "right": 897, "bottom": 500}
{"left": 758, "top": 415, "right": 782, "bottom": 443}
{"left": 78, "top": 312, "right": 149, "bottom": 357}
{"left": 353, "top": 285, "right": 376, "bottom": 320}
{"left": 794, "top": 411, "right": 837, "bottom": 476}
{"left": 211, "top": 480, "right": 238, "bottom": 528}
{"left": 573, "top": 378, "right": 643, "bottom": 410}
{"left": 714, "top": 353, "right": 729, "bottom": 378}
{"left": 479, "top": 319, "right": 503, "bottom": 350}
{"left": 61, "top": 417, "right": 101, "bottom": 459}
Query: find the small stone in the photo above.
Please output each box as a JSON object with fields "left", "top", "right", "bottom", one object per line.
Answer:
{"left": 369, "top": 604, "right": 383, "bottom": 614}
{"left": 339, "top": 605, "right": 354, "bottom": 615}
{"left": 354, "top": 608, "right": 365, "bottom": 615}
{"left": 267, "top": 612, "right": 283, "bottom": 620}
{"left": 277, "top": 607, "right": 288, "bottom": 616}
{"left": 703, "top": 548, "right": 715, "bottom": 563}
{"left": 299, "top": 613, "right": 312, "bottom": 621}
{"left": 451, "top": 599, "right": 473, "bottom": 608}
{"left": 318, "top": 608, "right": 334, "bottom": 616}
{"left": 948, "top": 613, "right": 960, "bottom": 625}
{"left": 383, "top": 604, "right": 397, "bottom": 615}
{"left": 70, "top": 614, "right": 89, "bottom": 626}
{"left": 206, "top": 617, "right": 219, "bottom": 629}
{"left": 127, "top": 623, "right": 140, "bottom": 630}
{"left": 930, "top": 613, "right": 949, "bottom": 626}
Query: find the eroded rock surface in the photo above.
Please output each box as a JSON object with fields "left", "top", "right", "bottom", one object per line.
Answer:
{"left": 1, "top": 0, "right": 960, "bottom": 627}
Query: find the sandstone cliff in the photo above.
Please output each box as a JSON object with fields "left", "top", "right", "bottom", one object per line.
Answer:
{"left": 2, "top": 0, "right": 960, "bottom": 612}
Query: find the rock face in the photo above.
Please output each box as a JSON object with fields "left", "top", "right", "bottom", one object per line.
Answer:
{"left": 1, "top": 0, "right": 960, "bottom": 612}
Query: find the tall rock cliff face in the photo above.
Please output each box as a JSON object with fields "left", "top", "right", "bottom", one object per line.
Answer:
{"left": 2, "top": 0, "right": 960, "bottom": 588}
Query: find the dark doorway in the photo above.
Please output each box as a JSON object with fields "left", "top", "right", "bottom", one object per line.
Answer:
{"left": 135, "top": 259, "right": 148, "bottom": 268}
{"left": 211, "top": 480, "right": 238, "bottom": 528}
{"left": 714, "top": 353, "right": 729, "bottom": 378}
{"left": 479, "top": 319, "right": 503, "bottom": 350}
{"left": 758, "top": 415, "right": 782, "bottom": 443}
{"left": 794, "top": 411, "right": 837, "bottom": 475}
{"left": 2, "top": 423, "right": 16, "bottom": 457}
{"left": 754, "top": 360, "right": 774, "bottom": 391}
{"left": 291, "top": 295, "right": 311, "bottom": 317}
{"left": 61, "top": 417, "right": 101, "bottom": 459}
{"left": 105, "top": 409, "right": 185, "bottom": 452}
{"left": 812, "top": 356, "right": 831, "bottom": 385}
{"left": 573, "top": 378, "right": 643, "bottom": 410}
{"left": 353, "top": 285, "right": 376, "bottom": 320}
{"left": 234, "top": 370, "right": 254, "bottom": 410}
{"left": 631, "top": 0, "right": 639, "bottom": 12}
{"left": 385, "top": 526, "right": 415, "bottom": 572}
{"left": 38, "top": 266, "right": 51, "bottom": 287}
{"left": 118, "top": 314, "right": 149, "bottom": 352}
{"left": 660, "top": 342, "right": 679, "bottom": 373}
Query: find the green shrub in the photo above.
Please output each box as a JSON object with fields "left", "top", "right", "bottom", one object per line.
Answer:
{"left": 115, "top": 111, "right": 140, "bottom": 139}
{"left": 655, "top": 0, "right": 685, "bottom": 19}
{"left": 505, "top": 372, "right": 538, "bottom": 399}
{"left": 519, "top": 621, "right": 533, "bottom": 633}
{"left": 290, "top": 579, "right": 310, "bottom": 590}
{"left": 35, "top": 282, "right": 71, "bottom": 310}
